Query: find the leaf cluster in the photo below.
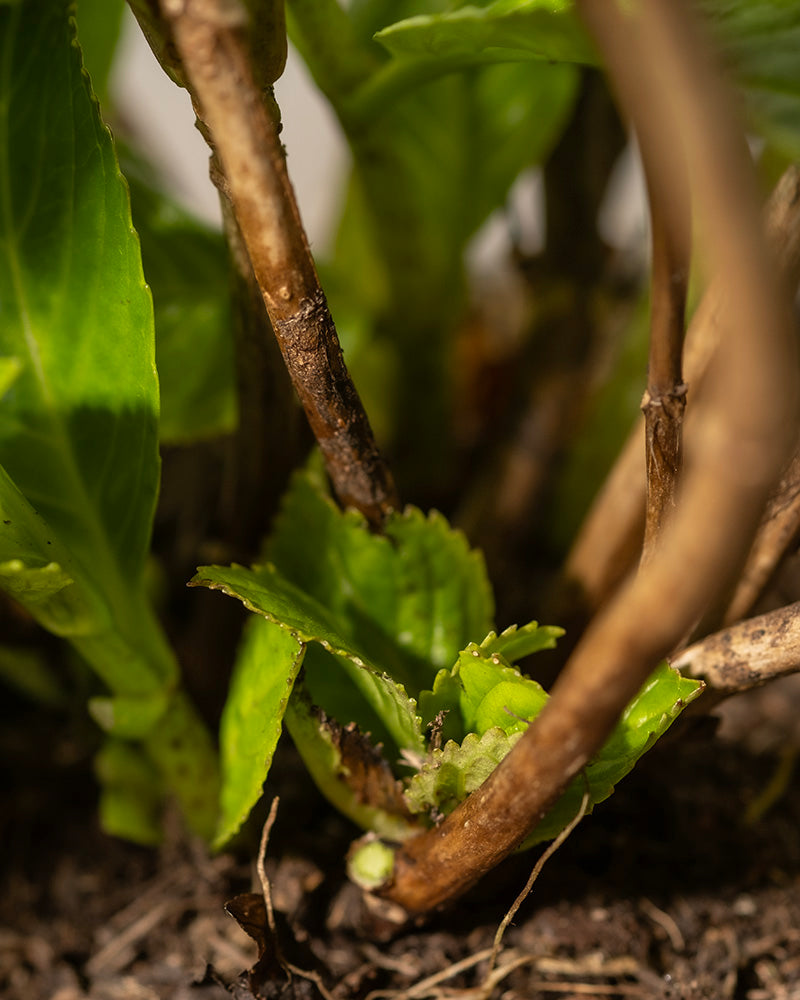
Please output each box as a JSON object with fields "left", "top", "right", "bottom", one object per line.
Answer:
{"left": 196, "top": 464, "right": 702, "bottom": 852}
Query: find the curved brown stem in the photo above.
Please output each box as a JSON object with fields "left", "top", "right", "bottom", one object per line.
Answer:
{"left": 377, "top": 0, "right": 797, "bottom": 916}
{"left": 155, "top": 0, "right": 398, "bottom": 527}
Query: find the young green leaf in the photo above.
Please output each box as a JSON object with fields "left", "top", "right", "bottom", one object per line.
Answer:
{"left": 192, "top": 561, "right": 425, "bottom": 756}
{"left": 267, "top": 461, "right": 494, "bottom": 691}
{"left": 418, "top": 628, "right": 557, "bottom": 740}
{"left": 214, "top": 617, "right": 306, "bottom": 849}
{"left": 411, "top": 661, "right": 704, "bottom": 846}
{"left": 405, "top": 727, "right": 522, "bottom": 820}
{"left": 480, "top": 622, "right": 565, "bottom": 664}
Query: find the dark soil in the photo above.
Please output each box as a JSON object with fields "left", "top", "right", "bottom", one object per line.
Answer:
{"left": 2, "top": 687, "right": 800, "bottom": 1000}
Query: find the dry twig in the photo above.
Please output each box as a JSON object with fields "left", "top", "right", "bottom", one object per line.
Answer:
{"left": 377, "top": 0, "right": 797, "bottom": 915}
{"left": 487, "top": 787, "right": 590, "bottom": 974}
{"left": 672, "top": 601, "right": 800, "bottom": 695}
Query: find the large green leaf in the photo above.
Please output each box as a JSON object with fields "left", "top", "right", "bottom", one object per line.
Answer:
{"left": 0, "top": 1, "right": 218, "bottom": 839}
{"left": 122, "top": 155, "right": 237, "bottom": 444}
{"left": 267, "top": 461, "right": 495, "bottom": 692}
{"left": 0, "top": 0, "right": 159, "bottom": 591}
{"left": 214, "top": 617, "right": 305, "bottom": 849}
{"left": 75, "top": 0, "right": 125, "bottom": 108}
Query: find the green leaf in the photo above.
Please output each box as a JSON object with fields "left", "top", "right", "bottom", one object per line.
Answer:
{"left": 95, "top": 739, "right": 164, "bottom": 847}
{"left": 374, "top": 1, "right": 596, "bottom": 65}
{"left": 697, "top": 0, "right": 800, "bottom": 160}
{"left": 0, "top": 645, "right": 66, "bottom": 705}
{"left": 88, "top": 689, "right": 170, "bottom": 738}
{"left": 405, "top": 727, "right": 522, "bottom": 818}
{"left": 122, "top": 155, "right": 237, "bottom": 444}
{"left": 480, "top": 622, "right": 564, "bottom": 664}
{"left": 0, "top": 2, "right": 219, "bottom": 841}
{"left": 142, "top": 691, "right": 220, "bottom": 841}
{"left": 410, "top": 661, "right": 704, "bottom": 846}
{"left": 285, "top": 688, "right": 420, "bottom": 841}
{"left": 0, "top": 464, "right": 111, "bottom": 640}
{"left": 267, "top": 461, "right": 495, "bottom": 691}
{"left": 192, "top": 561, "right": 425, "bottom": 755}
{"left": 215, "top": 617, "right": 305, "bottom": 849}
{"left": 0, "top": 356, "right": 21, "bottom": 397}
{"left": 0, "top": 0, "right": 159, "bottom": 591}
{"left": 74, "top": 0, "right": 125, "bottom": 108}
{"left": 523, "top": 662, "right": 704, "bottom": 845}
{"left": 419, "top": 635, "right": 551, "bottom": 741}
{"left": 291, "top": 6, "right": 578, "bottom": 486}
{"left": 375, "top": 0, "right": 800, "bottom": 160}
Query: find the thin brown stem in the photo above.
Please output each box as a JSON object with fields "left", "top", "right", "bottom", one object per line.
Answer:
{"left": 377, "top": 0, "right": 797, "bottom": 915}
{"left": 672, "top": 602, "right": 800, "bottom": 694}
{"left": 156, "top": 0, "right": 398, "bottom": 527}
{"left": 724, "top": 444, "right": 800, "bottom": 625}
{"left": 565, "top": 162, "right": 800, "bottom": 617}
{"left": 641, "top": 153, "right": 690, "bottom": 562}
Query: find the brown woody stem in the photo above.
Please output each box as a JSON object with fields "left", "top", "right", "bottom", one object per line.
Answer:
{"left": 157, "top": 0, "right": 398, "bottom": 527}
{"left": 641, "top": 154, "right": 690, "bottom": 562}
{"left": 377, "top": 0, "right": 796, "bottom": 916}
{"left": 673, "top": 602, "right": 800, "bottom": 694}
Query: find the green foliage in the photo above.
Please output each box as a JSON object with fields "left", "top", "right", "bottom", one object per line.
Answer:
{"left": 697, "top": 0, "right": 800, "bottom": 160}
{"left": 197, "top": 466, "right": 702, "bottom": 848}
{"left": 3, "top": 0, "right": 789, "bottom": 870}
{"left": 214, "top": 618, "right": 304, "bottom": 849}
{"left": 288, "top": 1, "right": 579, "bottom": 479}
{"left": 74, "top": 0, "right": 125, "bottom": 107}
{"left": 373, "top": 1, "right": 595, "bottom": 64}
{"left": 122, "top": 156, "right": 237, "bottom": 444}
{"left": 0, "top": 0, "right": 217, "bottom": 840}
{"left": 409, "top": 660, "right": 703, "bottom": 845}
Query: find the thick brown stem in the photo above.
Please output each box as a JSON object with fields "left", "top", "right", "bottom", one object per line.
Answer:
{"left": 673, "top": 602, "right": 800, "bottom": 694}
{"left": 566, "top": 162, "right": 800, "bottom": 616}
{"left": 377, "top": 0, "right": 796, "bottom": 916}
{"left": 641, "top": 153, "right": 690, "bottom": 562}
{"left": 157, "top": 0, "right": 398, "bottom": 527}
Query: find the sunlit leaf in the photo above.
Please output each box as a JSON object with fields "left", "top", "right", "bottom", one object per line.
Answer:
{"left": 214, "top": 617, "right": 305, "bottom": 849}
{"left": 192, "top": 561, "right": 425, "bottom": 755}
{"left": 267, "top": 460, "right": 494, "bottom": 690}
